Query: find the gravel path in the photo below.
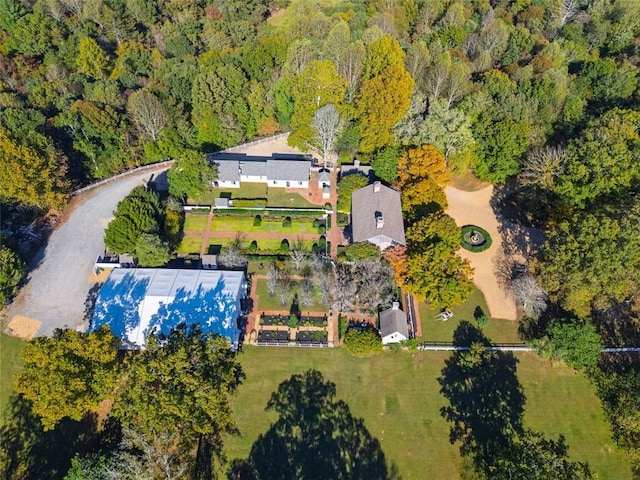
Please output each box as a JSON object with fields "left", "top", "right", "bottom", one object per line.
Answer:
{"left": 3, "top": 167, "right": 168, "bottom": 336}
{"left": 444, "top": 185, "right": 518, "bottom": 321}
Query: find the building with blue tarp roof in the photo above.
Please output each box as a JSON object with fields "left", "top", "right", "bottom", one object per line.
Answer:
{"left": 91, "top": 268, "right": 246, "bottom": 350}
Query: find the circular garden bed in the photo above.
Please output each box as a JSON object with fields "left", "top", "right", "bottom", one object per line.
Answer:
{"left": 460, "top": 225, "right": 492, "bottom": 253}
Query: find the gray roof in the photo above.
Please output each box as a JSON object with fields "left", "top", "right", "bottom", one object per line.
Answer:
{"left": 379, "top": 306, "right": 408, "bottom": 338}
{"left": 351, "top": 183, "right": 405, "bottom": 245}
{"left": 318, "top": 169, "right": 331, "bottom": 183}
{"left": 208, "top": 153, "right": 312, "bottom": 183}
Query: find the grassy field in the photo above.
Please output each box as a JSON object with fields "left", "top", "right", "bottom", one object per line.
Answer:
{"left": 0, "top": 333, "right": 26, "bottom": 422}
{"left": 419, "top": 287, "right": 521, "bottom": 343}
{"left": 254, "top": 278, "right": 328, "bottom": 313}
{"left": 210, "top": 216, "right": 320, "bottom": 235}
{"left": 177, "top": 236, "right": 203, "bottom": 254}
{"left": 225, "top": 347, "right": 630, "bottom": 480}
{"left": 267, "top": 188, "right": 317, "bottom": 208}
{"left": 183, "top": 214, "right": 209, "bottom": 232}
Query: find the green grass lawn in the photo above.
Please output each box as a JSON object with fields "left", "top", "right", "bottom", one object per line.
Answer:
{"left": 225, "top": 347, "right": 630, "bottom": 480}
{"left": 0, "top": 333, "right": 26, "bottom": 423}
{"left": 253, "top": 278, "right": 328, "bottom": 313}
{"left": 207, "top": 238, "right": 317, "bottom": 253}
{"left": 418, "top": 286, "right": 521, "bottom": 343}
{"left": 183, "top": 214, "right": 209, "bottom": 232}
{"left": 210, "top": 216, "right": 319, "bottom": 235}
{"left": 177, "top": 236, "right": 203, "bottom": 254}
{"left": 267, "top": 188, "right": 317, "bottom": 208}
{"left": 189, "top": 184, "right": 317, "bottom": 209}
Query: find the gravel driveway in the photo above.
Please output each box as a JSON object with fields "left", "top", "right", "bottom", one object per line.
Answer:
{"left": 3, "top": 167, "right": 168, "bottom": 336}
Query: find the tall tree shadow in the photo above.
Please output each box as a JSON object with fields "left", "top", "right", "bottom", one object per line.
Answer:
{"left": 229, "top": 370, "right": 400, "bottom": 480}
{"left": 438, "top": 321, "right": 525, "bottom": 474}
{"left": 0, "top": 395, "right": 121, "bottom": 479}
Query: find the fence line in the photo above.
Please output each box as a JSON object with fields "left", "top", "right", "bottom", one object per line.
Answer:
{"left": 70, "top": 160, "right": 174, "bottom": 196}
{"left": 416, "top": 342, "right": 640, "bottom": 353}
{"left": 70, "top": 132, "right": 294, "bottom": 197}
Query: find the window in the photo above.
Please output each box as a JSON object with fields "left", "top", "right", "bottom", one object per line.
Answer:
{"left": 299, "top": 181, "right": 303, "bottom": 185}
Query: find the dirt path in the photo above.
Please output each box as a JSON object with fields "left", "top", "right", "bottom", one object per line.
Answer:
{"left": 444, "top": 185, "right": 518, "bottom": 321}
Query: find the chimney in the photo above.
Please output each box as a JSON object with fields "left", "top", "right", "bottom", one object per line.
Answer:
{"left": 376, "top": 215, "right": 384, "bottom": 229}
{"left": 392, "top": 302, "right": 400, "bottom": 311}
{"left": 373, "top": 181, "right": 381, "bottom": 193}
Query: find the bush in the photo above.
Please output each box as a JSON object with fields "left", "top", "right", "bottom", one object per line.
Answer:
{"left": 476, "top": 314, "right": 489, "bottom": 328}
{"left": 318, "top": 225, "right": 326, "bottom": 234}
{"left": 280, "top": 239, "right": 290, "bottom": 252}
{"left": 288, "top": 314, "right": 299, "bottom": 328}
{"left": 344, "top": 242, "right": 380, "bottom": 261}
{"left": 337, "top": 212, "right": 349, "bottom": 226}
{"left": 283, "top": 216, "right": 292, "bottom": 227}
{"left": 338, "top": 316, "right": 348, "bottom": 340}
{"left": 343, "top": 326, "right": 383, "bottom": 355}
{"left": 312, "top": 219, "right": 320, "bottom": 228}
{"left": 248, "top": 240, "right": 258, "bottom": 252}
{"left": 253, "top": 215, "right": 262, "bottom": 226}
{"left": 460, "top": 225, "right": 493, "bottom": 253}
{"left": 324, "top": 202, "right": 332, "bottom": 210}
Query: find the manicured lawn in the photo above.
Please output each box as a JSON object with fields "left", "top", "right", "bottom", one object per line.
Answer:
{"left": 254, "top": 278, "right": 328, "bottom": 313}
{"left": 0, "top": 333, "right": 26, "bottom": 423}
{"left": 225, "top": 347, "right": 630, "bottom": 479}
{"left": 418, "top": 286, "right": 521, "bottom": 343}
{"left": 176, "top": 236, "right": 203, "bottom": 254}
{"left": 208, "top": 237, "right": 318, "bottom": 253}
{"left": 267, "top": 188, "right": 317, "bottom": 208}
{"left": 183, "top": 214, "right": 209, "bottom": 232}
{"left": 189, "top": 184, "right": 317, "bottom": 209}
{"left": 210, "top": 216, "right": 319, "bottom": 235}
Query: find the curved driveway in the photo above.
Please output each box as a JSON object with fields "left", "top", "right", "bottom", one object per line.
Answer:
{"left": 3, "top": 167, "right": 168, "bottom": 336}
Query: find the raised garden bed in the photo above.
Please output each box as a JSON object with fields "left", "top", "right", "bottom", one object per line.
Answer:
{"left": 460, "top": 225, "right": 493, "bottom": 253}
{"left": 300, "top": 315, "right": 328, "bottom": 327}
{"left": 295, "top": 331, "right": 328, "bottom": 343}
{"left": 258, "top": 330, "right": 290, "bottom": 342}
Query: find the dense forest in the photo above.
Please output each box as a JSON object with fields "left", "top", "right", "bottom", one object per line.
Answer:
{"left": 2, "top": 0, "right": 640, "bottom": 477}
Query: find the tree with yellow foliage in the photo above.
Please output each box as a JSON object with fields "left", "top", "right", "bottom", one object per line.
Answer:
{"left": 398, "top": 144, "right": 450, "bottom": 186}
{"left": 0, "top": 128, "right": 68, "bottom": 209}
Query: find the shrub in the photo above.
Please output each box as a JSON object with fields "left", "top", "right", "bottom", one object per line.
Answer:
{"left": 476, "top": 314, "right": 489, "bottom": 328}
{"left": 280, "top": 239, "right": 290, "bottom": 252}
{"left": 312, "top": 243, "right": 319, "bottom": 254}
{"left": 288, "top": 314, "right": 299, "bottom": 328}
{"left": 318, "top": 225, "right": 326, "bottom": 234}
{"left": 343, "top": 326, "right": 383, "bottom": 355}
{"left": 312, "top": 219, "right": 320, "bottom": 228}
{"left": 324, "top": 202, "right": 332, "bottom": 210}
{"left": 338, "top": 316, "right": 348, "bottom": 340}
{"left": 460, "top": 225, "right": 493, "bottom": 253}
{"left": 253, "top": 215, "right": 262, "bottom": 226}
{"left": 249, "top": 240, "right": 258, "bottom": 252}
{"left": 337, "top": 212, "right": 349, "bottom": 226}
{"left": 283, "top": 216, "right": 292, "bottom": 227}
{"left": 344, "top": 242, "right": 380, "bottom": 261}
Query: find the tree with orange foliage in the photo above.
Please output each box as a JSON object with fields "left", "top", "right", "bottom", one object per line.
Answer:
{"left": 397, "top": 144, "right": 450, "bottom": 186}
{"left": 383, "top": 245, "right": 408, "bottom": 288}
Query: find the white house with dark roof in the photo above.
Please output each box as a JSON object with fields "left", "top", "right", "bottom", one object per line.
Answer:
{"left": 351, "top": 181, "right": 405, "bottom": 250}
{"left": 379, "top": 302, "right": 409, "bottom": 345}
{"left": 207, "top": 152, "right": 313, "bottom": 189}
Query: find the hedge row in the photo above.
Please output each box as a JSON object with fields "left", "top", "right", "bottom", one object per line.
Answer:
{"left": 214, "top": 208, "right": 326, "bottom": 217}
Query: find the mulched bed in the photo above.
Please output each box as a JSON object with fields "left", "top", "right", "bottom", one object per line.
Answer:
{"left": 258, "top": 330, "right": 290, "bottom": 342}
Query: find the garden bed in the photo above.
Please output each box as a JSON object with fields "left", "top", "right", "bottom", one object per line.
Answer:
{"left": 295, "top": 331, "right": 328, "bottom": 343}
{"left": 258, "top": 330, "right": 290, "bottom": 342}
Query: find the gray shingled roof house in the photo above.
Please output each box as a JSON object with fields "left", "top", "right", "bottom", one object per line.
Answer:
{"left": 379, "top": 302, "right": 409, "bottom": 345}
{"left": 207, "top": 152, "right": 313, "bottom": 188}
{"left": 351, "top": 181, "right": 405, "bottom": 250}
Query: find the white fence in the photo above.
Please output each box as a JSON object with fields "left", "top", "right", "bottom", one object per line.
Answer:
{"left": 70, "top": 132, "right": 294, "bottom": 197}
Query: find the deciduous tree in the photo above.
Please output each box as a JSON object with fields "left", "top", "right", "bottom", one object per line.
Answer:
{"left": 126, "top": 89, "right": 168, "bottom": 141}
{"left": 0, "top": 245, "right": 26, "bottom": 306}
{"left": 336, "top": 173, "right": 368, "bottom": 212}
{"left": 167, "top": 149, "right": 217, "bottom": 200}
{"left": 135, "top": 233, "right": 171, "bottom": 267}
{"left": 14, "top": 327, "right": 119, "bottom": 430}
{"left": 311, "top": 103, "right": 343, "bottom": 167}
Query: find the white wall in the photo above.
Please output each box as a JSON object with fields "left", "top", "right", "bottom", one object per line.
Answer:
{"left": 382, "top": 331, "right": 408, "bottom": 345}
{"left": 217, "top": 180, "right": 240, "bottom": 188}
